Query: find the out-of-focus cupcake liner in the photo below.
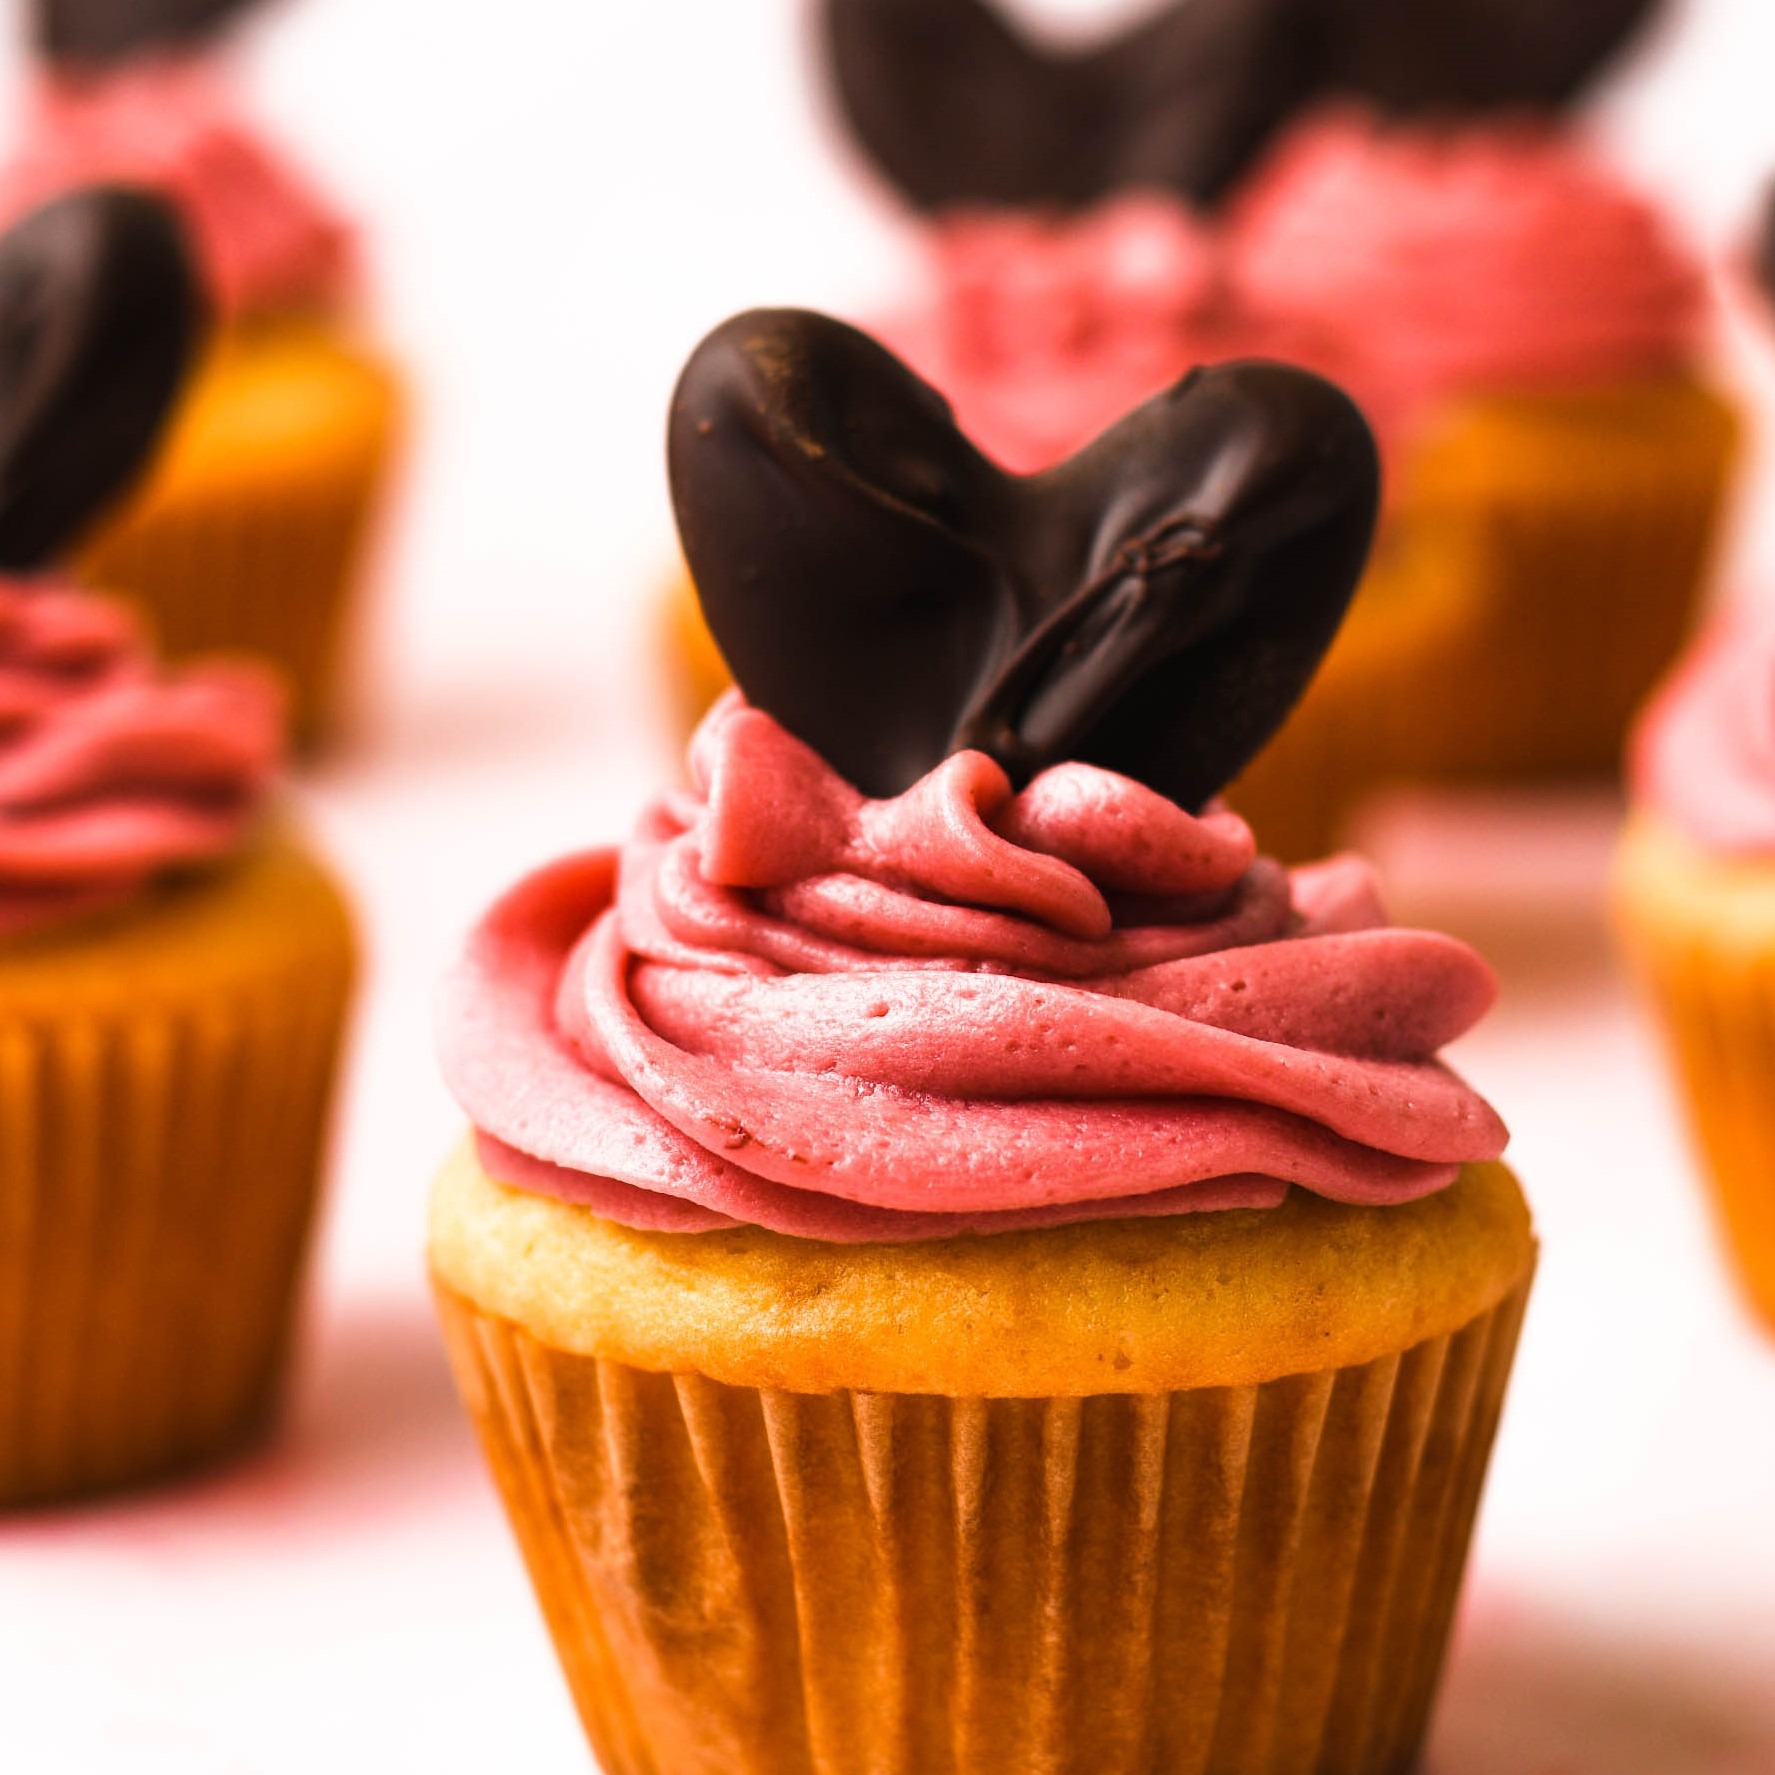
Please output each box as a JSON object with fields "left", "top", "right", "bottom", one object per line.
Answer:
{"left": 434, "top": 1261, "right": 1532, "bottom": 1775}
{"left": 1617, "top": 838, "right": 1775, "bottom": 1332}
{"left": 1228, "top": 512, "right": 1481, "bottom": 863}
{"left": 1397, "top": 379, "right": 1736, "bottom": 781}
{"left": 1232, "top": 380, "right": 1736, "bottom": 861}
{"left": 76, "top": 322, "right": 404, "bottom": 747}
{"left": 0, "top": 839, "right": 354, "bottom": 1507}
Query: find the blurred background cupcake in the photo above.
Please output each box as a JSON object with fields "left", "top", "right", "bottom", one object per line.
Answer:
{"left": 1613, "top": 187, "right": 1775, "bottom": 1338}
{"left": 656, "top": 0, "right": 1737, "bottom": 858}
{"left": 0, "top": 0, "right": 406, "bottom": 747}
{"left": 0, "top": 188, "right": 356, "bottom": 1507}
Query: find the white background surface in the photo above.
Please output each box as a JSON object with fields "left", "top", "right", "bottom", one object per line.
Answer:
{"left": 4, "top": 1, "right": 1775, "bottom": 1769}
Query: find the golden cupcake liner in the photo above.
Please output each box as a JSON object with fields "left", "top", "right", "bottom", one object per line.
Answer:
{"left": 1227, "top": 509, "right": 1481, "bottom": 862}
{"left": 0, "top": 837, "right": 355, "bottom": 1507}
{"left": 1232, "top": 381, "right": 1736, "bottom": 860}
{"left": 434, "top": 1263, "right": 1532, "bottom": 1775}
{"left": 1397, "top": 379, "right": 1737, "bottom": 782}
{"left": 76, "top": 319, "right": 404, "bottom": 747}
{"left": 1616, "top": 833, "right": 1775, "bottom": 1331}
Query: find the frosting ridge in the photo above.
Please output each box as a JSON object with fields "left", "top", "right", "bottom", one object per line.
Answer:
{"left": 1, "top": 60, "right": 355, "bottom": 317}
{"left": 0, "top": 578, "right": 284, "bottom": 935}
{"left": 442, "top": 700, "right": 1506, "bottom": 1242}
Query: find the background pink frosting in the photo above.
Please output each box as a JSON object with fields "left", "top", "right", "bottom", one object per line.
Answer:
{"left": 1631, "top": 615, "right": 1775, "bottom": 854}
{"left": 0, "top": 579, "right": 285, "bottom": 937}
{"left": 440, "top": 700, "right": 1507, "bottom": 1243}
{"left": 1228, "top": 109, "right": 1705, "bottom": 441}
{"left": 890, "top": 108, "right": 1702, "bottom": 473}
{"left": 0, "top": 60, "right": 356, "bottom": 318}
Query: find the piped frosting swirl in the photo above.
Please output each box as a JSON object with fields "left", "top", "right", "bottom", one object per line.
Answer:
{"left": 0, "top": 578, "right": 284, "bottom": 936}
{"left": 441, "top": 700, "right": 1507, "bottom": 1242}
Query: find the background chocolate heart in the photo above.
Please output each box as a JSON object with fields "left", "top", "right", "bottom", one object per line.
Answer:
{"left": 821, "top": 0, "right": 1663, "bottom": 215}
{"left": 33, "top": 0, "right": 267, "bottom": 69}
{"left": 1318, "top": 0, "right": 1662, "bottom": 112}
{"left": 822, "top": 0, "right": 1321, "bottom": 211}
{"left": 0, "top": 188, "right": 206, "bottom": 572}
{"left": 670, "top": 309, "right": 1379, "bottom": 808}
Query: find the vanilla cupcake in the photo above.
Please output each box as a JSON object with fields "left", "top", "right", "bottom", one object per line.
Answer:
{"left": 439, "top": 311, "right": 1534, "bottom": 1774}
{"left": 0, "top": 188, "right": 354, "bottom": 1507}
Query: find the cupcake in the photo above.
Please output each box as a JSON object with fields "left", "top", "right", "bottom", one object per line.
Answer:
{"left": 664, "top": 0, "right": 1735, "bottom": 859}
{"left": 438, "top": 312, "right": 1535, "bottom": 1772}
{"left": 2, "top": 0, "right": 405, "bottom": 744}
{"left": 0, "top": 188, "right": 355, "bottom": 1507}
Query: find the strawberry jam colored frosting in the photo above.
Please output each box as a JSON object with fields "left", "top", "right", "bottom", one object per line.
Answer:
{"left": 0, "top": 60, "right": 355, "bottom": 318}
{"left": 1631, "top": 615, "right": 1775, "bottom": 855}
{"left": 1227, "top": 110, "right": 1704, "bottom": 438}
{"left": 0, "top": 579, "right": 285, "bottom": 937}
{"left": 440, "top": 699, "right": 1508, "bottom": 1243}
{"left": 892, "top": 111, "right": 1702, "bottom": 474}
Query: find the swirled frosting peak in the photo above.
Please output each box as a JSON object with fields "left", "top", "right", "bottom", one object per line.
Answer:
{"left": 1, "top": 60, "right": 355, "bottom": 318}
{"left": 441, "top": 699, "right": 1507, "bottom": 1242}
{"left": 1631, "top": 616, "right": 1775, "bottom": 855}
{"left": 0, "top": 578, "right": 284, "bottom": 936}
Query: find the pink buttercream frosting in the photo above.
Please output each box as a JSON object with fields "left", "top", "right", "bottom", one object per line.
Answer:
{"left": 1228, "top": 109, "right": 1705, "bottom": 440}
{"left": 440, "top": 699, "right": 1507, "bottom": 1243}
{"left": 0, "top": 579, "right": 285, "bottom": 937}
{"left": 890, "top": 110, "right": 1702, "bottom": 473}
{"left": 1631, "top": 616, "right": 1775, "bottom": 855}
{"left": 0, "top": 60, "right": 355, "bottom": 318}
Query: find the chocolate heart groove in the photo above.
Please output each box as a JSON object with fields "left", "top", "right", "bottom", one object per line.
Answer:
{"left": 670, "top": 309, "right": 1379, "bottom": 808}
{"left": 34, "top": 0, "right": 267, "bottom": 68}
{"left": 0, "top": 187, "right": 205, "bottom": 572}
{"left": 821, "top": 0, "right": 1661, "bottom": 215}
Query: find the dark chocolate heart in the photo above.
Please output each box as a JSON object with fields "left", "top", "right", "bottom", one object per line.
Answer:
{"left": 821, "top": 0, "right": 1323, "bottom": 212}
{"left": 670, "top": 309, "right": 1379, "bottom": 808}
{"left": 33, "top": 0, "right": 265, "bottom": 69}
{"left": 820, "top": 0, "right": 1663, "bottom": 218}
{"left": 1321, "top": 0, "right": 1662, "bottom": 112}
{"left": 0, "top": 188, "right": 205, "bottom": 571}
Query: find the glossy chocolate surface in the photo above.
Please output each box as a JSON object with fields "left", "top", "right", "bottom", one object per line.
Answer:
{"left": 0, "top": 188, "right": 205, "bottom": 570}
{"left": 670, "top": 309, "right": 1379, "bottom": 807}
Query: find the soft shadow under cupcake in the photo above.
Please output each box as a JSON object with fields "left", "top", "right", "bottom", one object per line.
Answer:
{"left": 1430, "top": 1593, "right": 1775, "bottom": 1774}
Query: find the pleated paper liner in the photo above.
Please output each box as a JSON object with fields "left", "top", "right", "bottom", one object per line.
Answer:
{"left": 1616, "top": 814, "right": 1775, "bottom": 1333}
{"left": 435, "top": 1257, "right": 1532, "bottom": 1775}
{"left": 76, "top": 318, "right": 404, "bottom": 748}
{"left": 0, "top": 835, "right": 355, "bottom": 1507}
